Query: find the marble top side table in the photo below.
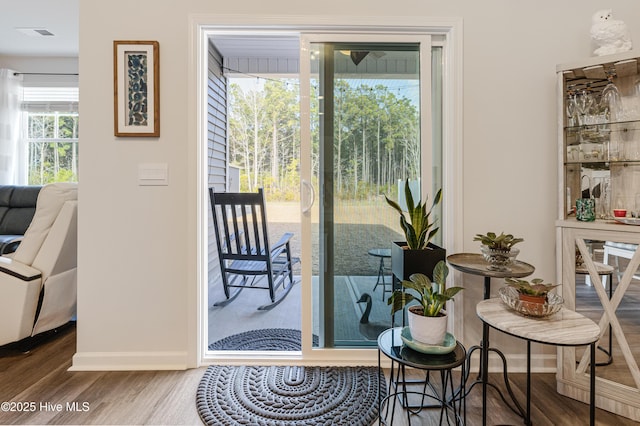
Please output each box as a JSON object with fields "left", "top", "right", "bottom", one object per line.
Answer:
{"left": 477, "top": 298, "right": 600, "bottom": 426}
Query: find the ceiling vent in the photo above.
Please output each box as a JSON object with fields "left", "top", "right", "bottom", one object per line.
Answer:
{"left": 16, "top": 28, "right": 55, "bottom": 37}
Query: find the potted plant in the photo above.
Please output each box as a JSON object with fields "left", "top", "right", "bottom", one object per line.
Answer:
{"left": 504, "top": 277, "right": 559, "bottom": 304}
{"left": 388, "top": 260, "right": 463, "bottom": 345}
{"left": 474, "top": 231, "right": 524, "bottom": 271}
{"left": 385, "top": 179, "right": 445, "bottom": 281}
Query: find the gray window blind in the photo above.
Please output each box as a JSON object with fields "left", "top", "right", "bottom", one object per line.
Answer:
{"left": 21, "top": 87, "right": 79, "bottom": 113}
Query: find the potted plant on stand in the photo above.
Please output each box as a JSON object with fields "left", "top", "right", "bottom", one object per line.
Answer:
{"left": 474, "top": 231, "right": 524, "bottom": 271}
{"left": 502, "top": 277, "right": 561, "bottom": 316}
{"left": 504, "top": 277, "right": 559, "bottom": 304}
{"left": 388, "top": 260, "right": 463, "bottom": 345}
{"left": 385, "top": 179, "right": 444, "bottom": 281}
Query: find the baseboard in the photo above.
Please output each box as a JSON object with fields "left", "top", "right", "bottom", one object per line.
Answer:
{"left": 69, "top": 351, "right": 189, "bottom": 371}
{"left": 203, "top": 348, "right": 381, "bottom": 367}
{"left": 69, "top": 349, "right": 557, "bottom": 373}
{"left": 203, "top": 349, "right": 556, "bottom": 373}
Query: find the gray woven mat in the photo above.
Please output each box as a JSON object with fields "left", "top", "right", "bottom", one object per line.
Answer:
{"left": 196, "top": 365, "right": 384, "bottom": 425}
{"left": 209, "top": 328, "right": 302, "bottom": 351}
{"left": 208, "top": 328, "right": 320, "bottom": 351}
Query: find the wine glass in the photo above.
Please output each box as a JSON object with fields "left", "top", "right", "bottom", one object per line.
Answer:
{"left": 624, "top": 78, "right": 640, "bottom": 121}
{"left": 634, "top": 193, "right": 640, "bottom": 218}
{"left": 576, "top": 85, "right": 596, "bottom": 126}
{"left": 566, "top": 85, "right": 578, "bottom": 126}
{"left": 600, "top": 179, "right": 612, "bottom": 219}
{"left": 600, "top": 70, "right": 622, "bottom": 123}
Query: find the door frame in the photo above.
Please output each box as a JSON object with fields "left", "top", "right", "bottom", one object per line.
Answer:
{"left": 189, "top": 14, "right": 464, "bottom": 367}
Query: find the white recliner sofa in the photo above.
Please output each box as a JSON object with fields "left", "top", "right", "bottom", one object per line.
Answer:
{"left": 0, "top": 182, "right": 77, "bottom": 347}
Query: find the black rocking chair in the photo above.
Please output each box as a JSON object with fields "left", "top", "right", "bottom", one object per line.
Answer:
{"left": 209, "top": 188, "right": 299, "bottom": 310}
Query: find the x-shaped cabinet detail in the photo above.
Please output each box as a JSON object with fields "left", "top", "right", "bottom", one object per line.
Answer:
{"left": 557, "top": 222, "right": 640, "bottom": 422}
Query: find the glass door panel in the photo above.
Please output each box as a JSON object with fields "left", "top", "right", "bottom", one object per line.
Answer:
{"left": 574, "top": 238, "right": 640, "bottom": 389}
{"left": 304, "top": 39, "right": 435, "bottom": 348}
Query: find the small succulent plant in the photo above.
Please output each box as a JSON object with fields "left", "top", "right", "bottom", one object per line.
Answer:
{"left": 505, "top": 277, "right": 560, "bottom": 298}
{"left": 474, "top": 232, "right": 524, "bottom": 251}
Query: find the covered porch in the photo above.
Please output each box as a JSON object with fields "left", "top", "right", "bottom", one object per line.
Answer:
{"left": 207, "top": 198, "right": 403, "bottom": 349}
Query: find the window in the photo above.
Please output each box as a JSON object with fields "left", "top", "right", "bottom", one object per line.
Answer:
{"left": 21, "top": 87, "right": 79, "bottom": 185}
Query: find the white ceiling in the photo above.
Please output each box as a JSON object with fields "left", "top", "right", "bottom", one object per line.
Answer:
{"left": 210, "top": 34, "right": 300, "bottom": 59}
{"left": 0, "top": 0, "right": 78, "bottom": 57}
{"left": 0, "top": 5, "right": 411, "bottom": 73}
{"left": 0, "top": 4, "right": 296, "bottom": 60}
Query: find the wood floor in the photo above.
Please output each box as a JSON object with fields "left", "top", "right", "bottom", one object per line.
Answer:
{"left": 0, "top": 325, "right": 638, "bottom": 425}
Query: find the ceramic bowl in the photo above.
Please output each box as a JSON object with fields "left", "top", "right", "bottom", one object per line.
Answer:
{"left": 613, "top": 209, "right": 627, "bottom": 217}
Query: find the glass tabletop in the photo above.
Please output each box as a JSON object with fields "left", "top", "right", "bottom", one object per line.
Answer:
{"left": 368, "top": 248, "right": 392, "bottom": 258}
{"left": 377, "top": 327, "right": 465, "bottom": 370}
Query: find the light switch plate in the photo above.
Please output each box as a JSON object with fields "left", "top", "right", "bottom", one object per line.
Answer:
{"left": 138, "top": 163, "right": 168, "bottom": 186}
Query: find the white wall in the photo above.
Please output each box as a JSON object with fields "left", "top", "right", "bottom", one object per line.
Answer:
{"left": 0, "top": 56, "right": 78, "bottom": 86}
{"left": 74, "top": 0, "right": 640, "bottom": 369}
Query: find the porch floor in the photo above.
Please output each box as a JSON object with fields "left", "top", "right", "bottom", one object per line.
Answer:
{"left": 207, "top": 274, "right": 393, "bottom": 348}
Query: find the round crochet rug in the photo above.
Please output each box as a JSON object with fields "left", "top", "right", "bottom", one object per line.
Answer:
{"left": 196, "top": 365, "right": 384, "bottom": 425}
{"left": 208, "top": 328, "right": 318, "bottom": 351}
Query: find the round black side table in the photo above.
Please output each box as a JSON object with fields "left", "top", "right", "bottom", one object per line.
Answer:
{"left": 576, "top": 261, "right": 614, "bottom": 366}
{"left": 368, "top": 248, "right": 392, "bottom": 300}
{"left": 377, "top": 327, "right": 466, "bottom": 425}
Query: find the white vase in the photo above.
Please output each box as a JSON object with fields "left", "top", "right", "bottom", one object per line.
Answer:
{"left": 407, "top": 305, "right": 448, "bottom": 345}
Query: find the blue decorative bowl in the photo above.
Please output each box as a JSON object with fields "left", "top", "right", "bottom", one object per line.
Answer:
{"left": 400, "top": 327, "right": 456, "bottom": 355}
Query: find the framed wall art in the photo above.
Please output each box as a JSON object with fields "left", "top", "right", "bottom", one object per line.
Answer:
{"left": 113, "top": 40, "right": 160, "bottom": 137}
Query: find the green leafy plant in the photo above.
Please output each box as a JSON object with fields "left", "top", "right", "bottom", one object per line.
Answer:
{"left": 505, "top": 277, "right": 559, "bottom": 297}
{"left": 388, "top": 260, "right": 464, "bottom": 317}
{"left": 385, "top": 179, "right": 442, "bottom": 250}
{"left": 474, "top": 232, "right": 524, "bottom": 251}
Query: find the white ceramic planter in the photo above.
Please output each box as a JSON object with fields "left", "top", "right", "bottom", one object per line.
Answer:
{"left": 407, "top": 305, "right": 448, "bottom": 345}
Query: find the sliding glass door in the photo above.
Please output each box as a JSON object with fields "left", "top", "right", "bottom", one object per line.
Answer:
{"left": 299, "top": 35, "right": 440, "bottom": 349}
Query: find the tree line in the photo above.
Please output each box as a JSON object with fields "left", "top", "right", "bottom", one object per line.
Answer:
{"left": 228, "top": 78, "right": 419, "bottom": 201}
{"left": 27, "top": 113, "right": 78, "bottom": 185}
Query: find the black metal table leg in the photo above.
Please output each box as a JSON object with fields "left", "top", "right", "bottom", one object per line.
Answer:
{"left": 577, "top": 272, "right": 614, "bottom": 367}
{"left": 373, "top": 257, "right": 386, "bottom": 299}
{"left": 378, "top": 348, "right": 382, "bottom": 426}
{"left": 526, "top": 341, "right": 531, "bottom": 426}
{"left": 590, "top": 342, "right": 596, "bottom": 426}
{"left": 477, "top": 276, "right": 526, "bottom": 424}
{"left": 481, "top": 321, "right": 489, "bottom": 425}
{"left": 597, "top": 272, "right": 614, "bottom": 366}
